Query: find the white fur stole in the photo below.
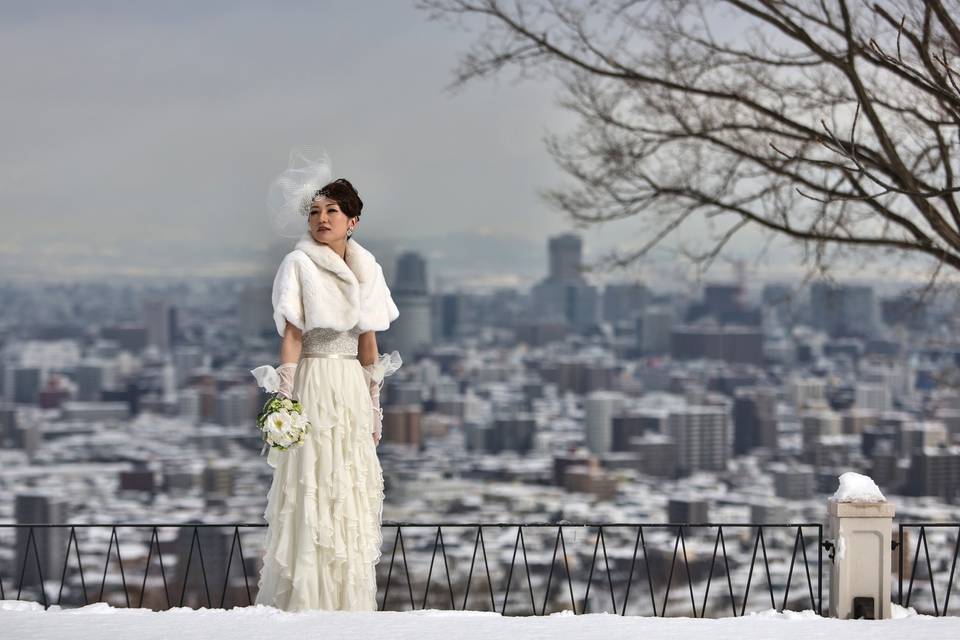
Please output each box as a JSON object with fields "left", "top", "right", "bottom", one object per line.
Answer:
{"left": 270, "top": 232, "right": 400, "bottom": 336}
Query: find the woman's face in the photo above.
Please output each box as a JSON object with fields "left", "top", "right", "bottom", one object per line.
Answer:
{"left": 308, "top": 196, "right": 356, "bottom": 244}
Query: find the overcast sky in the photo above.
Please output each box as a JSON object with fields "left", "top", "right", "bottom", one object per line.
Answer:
{"left": 0, "top": 1, "right": 930, "bottom": 293}
{"left": 0, "top": 1, "right": 572, "bottom": 284}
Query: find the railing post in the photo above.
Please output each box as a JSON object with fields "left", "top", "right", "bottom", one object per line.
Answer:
{"left": 827, "top": 496, "right": 896, "bottom": 619}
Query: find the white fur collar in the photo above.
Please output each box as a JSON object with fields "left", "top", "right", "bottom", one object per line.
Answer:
{"left": 293, "top": 231, "right": 376, "bottom": 290}
{"left": 272, "top": 231, "right": 399, "bottom": 334}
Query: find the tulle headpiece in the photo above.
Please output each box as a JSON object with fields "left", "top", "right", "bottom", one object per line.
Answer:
{"left": 266, "top": 145, "right": 335, "bottom": 238}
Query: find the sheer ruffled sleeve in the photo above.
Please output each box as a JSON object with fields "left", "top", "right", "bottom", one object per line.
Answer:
{"left": 368, "top": 350, "right": 402, "bottom": 388}
{"left": 271, "top": 253, "right": 305, "bottom": 337}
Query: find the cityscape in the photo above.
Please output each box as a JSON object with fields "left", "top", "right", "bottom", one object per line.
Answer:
{"left": 5, "top": 0, "right": 960, "bottom": 635}
{"left": 2, "top": 231, "right": 959, "bottom": 614}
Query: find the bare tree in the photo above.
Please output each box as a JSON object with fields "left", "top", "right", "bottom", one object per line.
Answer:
{"left": 417, "top": 0, "right": 960, "bottom": 289}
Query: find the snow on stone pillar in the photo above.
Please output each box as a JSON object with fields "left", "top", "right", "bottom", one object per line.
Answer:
{"left": 827, "top": 472, "right": 895, "bottom": 620}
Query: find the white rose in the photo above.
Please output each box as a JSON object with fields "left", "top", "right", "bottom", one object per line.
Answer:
{"left": 266, "top": 410, "right": 289, "bottom": 441}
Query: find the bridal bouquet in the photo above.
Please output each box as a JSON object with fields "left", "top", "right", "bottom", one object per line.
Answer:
{"left": 250, "top": 364, "right": 311, "bottom": 453}
{"left": 255, "top": 394, "right": 309, "bottom": 451}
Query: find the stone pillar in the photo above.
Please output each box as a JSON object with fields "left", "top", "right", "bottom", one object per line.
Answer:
{"left": 828, "top": 499, "right": 896, "bottom": 619}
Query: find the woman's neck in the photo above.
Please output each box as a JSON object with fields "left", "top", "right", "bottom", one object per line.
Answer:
{"left": 312, "top": 234, "right": 348, "bottom": 261}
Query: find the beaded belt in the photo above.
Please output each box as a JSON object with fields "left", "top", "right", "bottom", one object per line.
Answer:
{"left": 301, "top": 353, "right": 358, "bottom": 360}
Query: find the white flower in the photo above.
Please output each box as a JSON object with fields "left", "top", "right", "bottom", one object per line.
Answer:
{"left": 260, "top": 408, "right": 308, "bottom": 449}
{"left": 293, "top": 411, "right": 309, "bottom": 430}
{"left": 263, "top": 410, "right": 288, "bottom": 443}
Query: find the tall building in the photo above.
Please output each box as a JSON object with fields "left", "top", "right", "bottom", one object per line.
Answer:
{"left": 789, "top": 377, "right": 827, "bottom": 411}
{"left": 143, "top": 298, "right": 176, "bottom": 352}
{"left": 611, "top": 410, "right": 665, "bottom": 451}
{"left": 383, "top": 405, "right": 423, "bottom": 446}
{"left": 394, "top": 252, "right": 429, "bottom": 295}
{"left": 667, "top": 406, "right": 731, "bottom": 475}
{"left": 548, "top": 234, "right": 586, "bottom": 284}
{"left": 389, "top": 251, "right": 432, "bottom": 358}
{"left": 490, "top": 414, "right": 537, "bottom": 453}
{"left": 880, "top": 292, "right": 928, "bottom": 330}
{"left": 215, "top": 386, "right": 255, "bottom": 427}
{"left": 437, "top": 293, "right": 463, "bottom": 340}
{"left": 637, "top": 306, "right": 673, "bottom": 354}
{"left": 172, "top": 346, "right": 205, "bottom": 387}
{"left": 563, "top": 457, "right": 619, "bottom": 499}
{"left": 900, "top": 422, "right": 948, "bottom": 454}
{"left": 567, "top": 284, "right": 600, "bottom": 330}
{"left": 202, "top": 461, "right": 236, "bottom": 499}
{"left": 531, "top": 233, "right": 600, "bottom": 330}
{"left": 771, "top": 464, "right": 816, "bottom": 500}
{"left": 906, "top": 446, "right": 960, "bottom": 500}
{"left": 668, "top": 498, "right": 709, "bottom": 523}
{"left": 703, "top": 283, "right": 742, "bottom": 319}
{"left": 584, "top": 391, "right": 624, "bottom": 454}
{"left": 15, "top": 492, "right": 68, "bottom": 591}
{"left": 841, "top": 408, "right": 878, "bottom": 435}
{"left": 178, "top": 387, "right": 202, "bottom": 424}
{"left": 732, "top": 387, "right": 778, "bottom": 454}
{"left": 532, "top": 281, "right": 600, "bottom": 330}
{"left": 240, "top": 283, "right": 273, "bottom": 337}
{"left": 602, "top": 282, "right": 649, "bottom": 324}
{"left": 73, "top": 363, "right": 104, "bottom": 402}
{"left": 12, "top": 367, "right": 42, "bottom": 405}
{"left": 810, "top": 282, "right": 877, "bottom": 338}
{"left": 801, "top": 409, "right": 842, "bottom": 452}
{"left": 855, "top": 382, "right": 891, "bottom": 412}
{"left": 0, "top": 402, "right": 18, "bottom": 447}
{"left": 171, "top": 521, "right": 234, "bottom": 608}
{"left": 631, "top": 433, "right": 678, "bottom": 477}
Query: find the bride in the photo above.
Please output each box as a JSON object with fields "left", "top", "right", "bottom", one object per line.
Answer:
{"left": 251, "top": 160, "right": 401, "bottom": 612}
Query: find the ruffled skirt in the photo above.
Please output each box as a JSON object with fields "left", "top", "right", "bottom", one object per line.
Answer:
{"left": 255, "top": 356, "right": 384, "bottom": 612}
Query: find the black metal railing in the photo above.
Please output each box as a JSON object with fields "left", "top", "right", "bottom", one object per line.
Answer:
{"left": 0, "top": 523, "right": 260, "bottom": 610}
{"left": 377, "top": 523, "right": 823, "bottom": 617}
{"left": 898, "top": 523, "right": 960, "bottom": 616}
{"left": 0, "top": 521, "right": 823, "bottom": 616}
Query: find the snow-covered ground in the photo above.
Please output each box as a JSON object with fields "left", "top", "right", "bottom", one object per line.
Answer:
{"left": 3, "top": 600, "right": 960, "bottom": 640}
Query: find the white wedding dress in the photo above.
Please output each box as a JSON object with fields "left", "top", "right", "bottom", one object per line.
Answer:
{"left": 255, "top": 325, "right": 385, "bottom": 612}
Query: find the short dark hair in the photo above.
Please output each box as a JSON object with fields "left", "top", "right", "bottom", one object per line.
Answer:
{"left": 314, "top": 178, "right": 363, "bottom": 219}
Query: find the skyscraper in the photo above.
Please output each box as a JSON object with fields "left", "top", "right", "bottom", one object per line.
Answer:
{"left": 532, "top": 233, "right": 599, "bottom": 330}
{"left": 548, "top": 234, "right": 586, "bottom": 284}
{"left": 390, "top": 251, "right": 432, "bottom": 358}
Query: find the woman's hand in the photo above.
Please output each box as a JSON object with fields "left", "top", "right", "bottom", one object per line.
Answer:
{"left": 276, "top": 362, "right": 297, "bottom": 399}
{"left": 372, "top": 431, "right": 381, "bottom": 446}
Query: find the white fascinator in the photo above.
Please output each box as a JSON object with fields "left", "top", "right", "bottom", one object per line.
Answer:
{"left": 267, "top": 145, "right": 335, "bottom": 237}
